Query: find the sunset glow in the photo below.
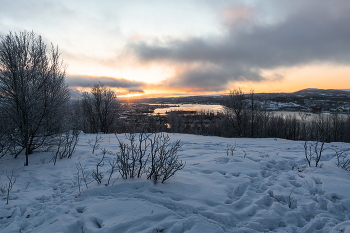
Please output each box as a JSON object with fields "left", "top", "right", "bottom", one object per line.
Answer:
{"left": 118, "top": 93, "right": 144, "bottom": 99}
{"left": 1, "top": 0, "right": 349, "bottom": 97}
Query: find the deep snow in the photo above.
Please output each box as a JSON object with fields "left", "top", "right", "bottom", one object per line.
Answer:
{"left": 1, "top": 133, "right": 350, "bottom": 233}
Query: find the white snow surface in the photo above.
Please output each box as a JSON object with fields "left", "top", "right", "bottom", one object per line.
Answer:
{"left": 1, "top": 133, "right": 350, "bottom": 233}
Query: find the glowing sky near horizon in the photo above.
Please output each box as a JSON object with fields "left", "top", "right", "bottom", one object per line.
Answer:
{"left": 1, "top": 0, "right": 350, "bottom": 98}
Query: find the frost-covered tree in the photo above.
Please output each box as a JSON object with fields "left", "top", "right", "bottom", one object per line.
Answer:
{"left": 81, "top": 83, "right": 119, "bottom": 133}
{"left": 0, "top": 31, "right": 70, "bottom": 166}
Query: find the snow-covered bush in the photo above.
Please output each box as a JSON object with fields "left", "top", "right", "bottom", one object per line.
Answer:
{"left": 75, "top": 161, "right": 91, "bottom": 195}
{"left": 304, "top": 141, "right": 326, "bottom": 167}
{"left": 115, "top": 132, "right": 150, "bottom": 179}
{"left": 334, "top": 149, "right": 350, "bottom": 171}
{"left": 106, "top": 158, "right": 118, "bottom": 186}
{"left": 88, "top": 133, "right": 103, "bottom": 154}
{"left": 115, "top": 132, "right": 185, "bottom": 184}
{"left": 52, "top": 130, "right": 80, "bottom": 165}
{"left": 147, "top": 133, "right": 184, "bottom": 184}
{"left": 1, "top": 170, "right": 17, "bottom": 205}
{"left": 92, "top": 149, "right": 106, "bottom": 184}
{"left": 226, "top": 142, "right": 236, "bottom": 156}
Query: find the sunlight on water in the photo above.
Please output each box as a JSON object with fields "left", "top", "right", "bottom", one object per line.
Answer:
{"left": 153, "top": 104, "right": 224, "bottom": 115}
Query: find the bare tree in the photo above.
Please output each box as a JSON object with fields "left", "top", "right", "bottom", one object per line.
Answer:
{"left": 225, "top": 88, "right": 247, "bottom": 137}
{"left": 0, "top": 31, "right": 70, "bottom": 166}
{"left": 81, "top": 82, "right": 119, "bottom": 133}
{"left": 248, "top": 89, "right": 261, "bottom": 138}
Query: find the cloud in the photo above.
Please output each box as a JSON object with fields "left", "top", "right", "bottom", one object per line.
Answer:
{"left": 131, "top": 0, "right": 350, "bottom": 91}
{"left": 66, "top": 75, "right": 146, "bottom": 92}
{"left": 161, "top": 64, "right": 263, "bottom": 92}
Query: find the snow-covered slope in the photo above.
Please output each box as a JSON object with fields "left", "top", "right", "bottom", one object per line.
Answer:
{"left": 1, "top": 134, "right": 350, "bottom": 233}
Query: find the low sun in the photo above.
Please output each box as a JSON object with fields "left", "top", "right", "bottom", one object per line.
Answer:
{"left": 118, "top": 93, "right": 144, "bottom": 98}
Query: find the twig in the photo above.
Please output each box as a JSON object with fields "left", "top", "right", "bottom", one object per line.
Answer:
{"left": 25, "top": 173, "right": 36, "bottom": 190}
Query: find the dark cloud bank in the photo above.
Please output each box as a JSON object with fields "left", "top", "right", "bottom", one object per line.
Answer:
{"left": 132, "top": 1, "right": 350, "bottom": 92}
{"left": 66, "top": 75, "right": 145, "bottom": 93}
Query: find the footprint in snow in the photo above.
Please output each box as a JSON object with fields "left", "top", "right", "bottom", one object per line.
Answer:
{"left": 76, "top": 206, "right": 87, "bottom": 213}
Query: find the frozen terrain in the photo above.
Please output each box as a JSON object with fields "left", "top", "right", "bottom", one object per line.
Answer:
{"left": 1, "top": 133, "right": 350, "bottom": 233}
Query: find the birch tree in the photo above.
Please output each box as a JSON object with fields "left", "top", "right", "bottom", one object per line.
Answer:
{"left": 0, "top": 31, "right": 70, "bottom": 166}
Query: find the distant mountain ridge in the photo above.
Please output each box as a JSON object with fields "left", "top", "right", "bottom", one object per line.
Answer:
{"left": 293, "top": 88, "right": 350, "bottom": 96}
{"left": 126, "top": 88, "right": 350, "bottom": 108}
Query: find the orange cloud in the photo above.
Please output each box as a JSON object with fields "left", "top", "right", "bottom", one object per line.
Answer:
{"left": 222, "top": 7, "right": 253, "bottom": 25}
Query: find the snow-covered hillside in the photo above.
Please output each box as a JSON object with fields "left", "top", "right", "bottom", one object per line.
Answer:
{"left": 1, "top": 133, "right": 350, "bottom": 233}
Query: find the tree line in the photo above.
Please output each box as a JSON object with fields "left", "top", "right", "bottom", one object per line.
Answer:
{"left": 166, "top": 89, "right": 350, "bottom": 143}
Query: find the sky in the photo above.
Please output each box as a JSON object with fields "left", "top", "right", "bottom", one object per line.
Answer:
{"left": 1, "top": 0, "right": 350, "bottom": 98}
